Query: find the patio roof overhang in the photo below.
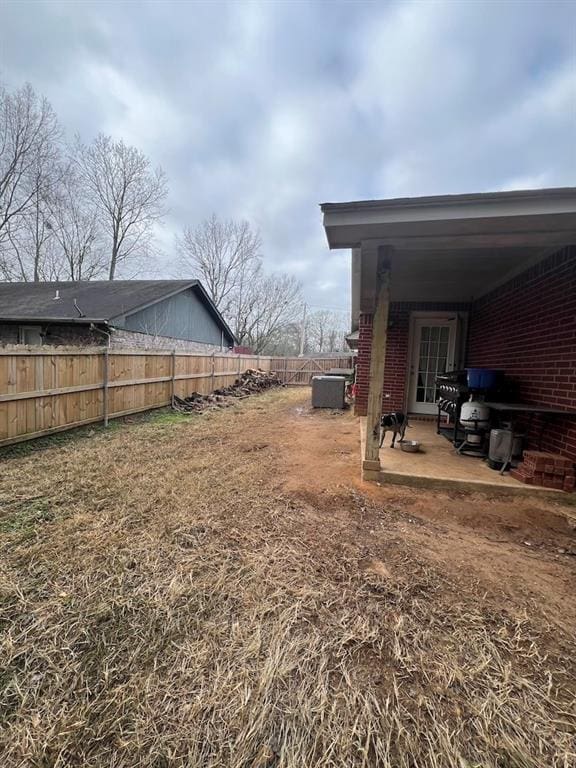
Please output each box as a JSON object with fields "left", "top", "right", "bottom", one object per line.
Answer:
{"left": 321, "top": 187, "right": 576, "bottom": 306}
{"left": 321, "top": 187, "right": 576, "bottom": 475}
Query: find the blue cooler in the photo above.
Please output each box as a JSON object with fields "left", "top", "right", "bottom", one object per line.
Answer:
{"left": 466, "top": 368, "right": 499, "bottom": 389}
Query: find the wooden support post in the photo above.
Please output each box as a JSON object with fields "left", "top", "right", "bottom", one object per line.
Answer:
{"left": 102, "top": 348, "right": 109, "bottom": 427}
{"left": 210, "top": 352, "right": 215, "bottom": 392}
{"left": 170, "top": 350, "right": 176, "bottom": 406}
{"left": 363, "top": 252, "right": 391, "bottom": 473}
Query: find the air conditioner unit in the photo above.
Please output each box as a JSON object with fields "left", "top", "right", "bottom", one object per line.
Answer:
{"left": 311, "top": 375, "right": 346, "bottom": 409}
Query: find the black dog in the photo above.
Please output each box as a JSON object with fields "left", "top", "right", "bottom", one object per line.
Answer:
{"left": 379, "top": 411, "right": 408, "bottom": 448}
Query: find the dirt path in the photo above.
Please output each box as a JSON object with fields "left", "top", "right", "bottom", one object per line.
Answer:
{"left": 0, "top": 387, "right": 575, "bottom": 768}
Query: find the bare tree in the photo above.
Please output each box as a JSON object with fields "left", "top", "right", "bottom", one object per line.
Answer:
{"left": 75, "top": 134, "right": 168, "bottom": 279}
{"left": 236, "top": 272, "right": 303, "bottom": 353}
{"left": 326, "top": 324, "right": 347, "bottom": 353}
{"left": 262, "top": 320, "right": 302, "bottom": 356}
{"left": 0, "top": 82, "right": 170, "bottom": 283}
{"left": 20, "top": 151, "right": 64, "bottom": 280}
{"left": 176, "top": 214, "right": 302, "bottom": 352}
{"left": 0, "top": 83, "right": 60, "bottom": 240}
{"left": 308, "top": 309, "right": 348, "bottom": 354}
{"left": 48, "top": 161, "right": 106, "bottom": 280}
{"left": 308, "top": 310, "right": 331, "bottom": 354}
{"left": 177, "top": 214, "right": 262, "bottom": 326}
{"left": 0, "top": 82, "right": 61, "bottom": 279}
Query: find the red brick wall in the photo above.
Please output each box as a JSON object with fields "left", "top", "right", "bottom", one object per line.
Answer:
{"left": 355, "top": 302, "right": 469, "bottom": 416}
{"left": 355, "top": 314, "right": 373, "bottom": 416}
{"left": 468, "top": 245, "right": 576, "bottom": 461}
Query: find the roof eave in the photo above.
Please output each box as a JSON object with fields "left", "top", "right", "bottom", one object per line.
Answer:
{"left": 0, "top": 317, "right": 108, "bottom": 324}
{"left": 321, "top": 188, "right": 576, "bottom": 250}
{"left": 320, "top": 186, "right": 576, "bottom": 215}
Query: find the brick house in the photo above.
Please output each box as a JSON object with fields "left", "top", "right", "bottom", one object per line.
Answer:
{"left": 0, "top": 280, "right": 236, "bottom": 352}
{"left": 321, "top": 187, "right": 576, "bottom": 477}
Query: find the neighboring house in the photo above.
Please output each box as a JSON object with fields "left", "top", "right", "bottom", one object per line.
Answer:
{"left": 0, "top": 280, "right": 236, "bottom": 351}
{"left": 321, "top": 187, "right": 576, "bottom": 471}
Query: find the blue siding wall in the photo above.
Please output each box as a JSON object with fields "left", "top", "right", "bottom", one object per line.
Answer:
{"left": 120, "top": 289, "right": 230, "bottom": 346}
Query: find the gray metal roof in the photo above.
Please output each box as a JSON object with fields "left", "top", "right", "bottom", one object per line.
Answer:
{"left": 0, "top": 280, "right": 236, "bottom": 341}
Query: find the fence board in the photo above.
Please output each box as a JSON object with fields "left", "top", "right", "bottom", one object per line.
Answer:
{"left": 0, "top": 349, "right": 349, "bottom": 447}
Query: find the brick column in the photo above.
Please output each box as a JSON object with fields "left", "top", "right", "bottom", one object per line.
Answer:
{"left": 355, "top": 314, "right": 372, "bottom": 416}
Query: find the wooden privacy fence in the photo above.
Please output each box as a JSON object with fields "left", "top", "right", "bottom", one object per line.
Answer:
{"left": 270, "top": 356, "right": 353, "bottom": 385}
{"left": 0, "top": 350, "right": 353, "bottom": 447}
{"left": 0, "top": 349, "right": 268, "bottom": 448}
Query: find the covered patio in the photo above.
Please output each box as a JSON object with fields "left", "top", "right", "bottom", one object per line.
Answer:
{"left": 359, "top": 418, "right": 564, "bottom": 495}
{"left": 322, "top": 187, "right": 576, "bottom": 491}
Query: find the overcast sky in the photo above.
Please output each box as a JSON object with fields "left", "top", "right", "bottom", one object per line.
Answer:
{"left": 1, "top": 0, "right": 575, "bottom": 312}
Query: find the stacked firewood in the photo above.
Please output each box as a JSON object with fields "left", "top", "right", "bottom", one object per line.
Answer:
{"left": 215, "top": 368, "right": 281, "bottom": 396}
{"left": 172, "top": 368, "right": 282, "bottom": 413}
{"left": 510, "top": 450, "right": 575, "bottom": 492}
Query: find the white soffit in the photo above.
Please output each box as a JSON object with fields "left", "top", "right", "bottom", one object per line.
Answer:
{"left": 387, "top": 246, "right": 551, "bottom": 302}
{"left": 322, "top": 188, "right": 576, "bottom": 249}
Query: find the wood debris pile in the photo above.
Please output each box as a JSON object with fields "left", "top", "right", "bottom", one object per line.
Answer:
{"left": 172, "top": 368, "right": 282, "bottom": 413}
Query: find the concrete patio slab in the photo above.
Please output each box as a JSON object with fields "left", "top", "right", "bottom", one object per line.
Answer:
{"left": 360, "top": 418, "right": 565, "bottom": 498}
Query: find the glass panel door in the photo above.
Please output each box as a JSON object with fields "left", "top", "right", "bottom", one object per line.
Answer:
{"left": 415, "top": 325, "right": 451, "bottom": 405}
{"left": 409, "top": 319, "right": 456, "bottom": 414}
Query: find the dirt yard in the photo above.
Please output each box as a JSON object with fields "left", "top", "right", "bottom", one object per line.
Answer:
{"left": 1, "top": 387, "right": 575, "bottom": 767}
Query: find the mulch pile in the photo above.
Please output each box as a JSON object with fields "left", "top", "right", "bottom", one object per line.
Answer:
{"left": 172, "top": 368, "right": 282, "bottom": 413}
{"left": 511, "top": 450, "right": 575, "bottom": 491}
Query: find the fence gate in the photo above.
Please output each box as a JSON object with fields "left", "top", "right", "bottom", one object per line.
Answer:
{"left": 270, "top": 356, "right": 353, "bottom": 386}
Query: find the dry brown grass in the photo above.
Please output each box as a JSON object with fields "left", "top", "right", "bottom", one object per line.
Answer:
{"left": 0, "top": 389, "right": 574, "bottom": 767}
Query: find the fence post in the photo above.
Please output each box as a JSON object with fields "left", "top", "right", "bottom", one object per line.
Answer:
{"left": 284, "top": 357, "right": 288, "bottom": 385}
{"left": 102, "top": 348, "right": 109, "bottom": 427}
{"left": 171, "top": 350, "right": 176, "bottom": 406}
{"left": 211, "top": 352, "right": 215, "bottom": 393}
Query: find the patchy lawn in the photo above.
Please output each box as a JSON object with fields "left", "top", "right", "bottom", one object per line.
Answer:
{"left": 0, "top": 388, "right": 575, "bottom": 768}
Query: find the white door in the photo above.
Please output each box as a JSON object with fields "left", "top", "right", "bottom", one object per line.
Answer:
{"left": 408, "top": 318, "right": 457, "bottom": 414}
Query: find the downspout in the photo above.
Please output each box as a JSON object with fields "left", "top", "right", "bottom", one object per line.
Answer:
{"left": 90, "top": 323, "right": 112, "bottom": 348}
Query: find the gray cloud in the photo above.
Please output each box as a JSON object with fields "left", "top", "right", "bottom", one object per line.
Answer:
{"left": 1, "top": 0, "right": 575, "bottom": 312}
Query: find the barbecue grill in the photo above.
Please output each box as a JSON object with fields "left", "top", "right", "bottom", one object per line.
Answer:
{"left": 435, "top": 370, "right": 507, "bottom": 453}
{"left": 436, "top": 371, "right": 470, "bottom": 445}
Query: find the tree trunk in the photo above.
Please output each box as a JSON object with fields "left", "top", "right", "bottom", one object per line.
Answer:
{"left": 109, "top": 243, "right": 118, "bottom": 280}
{"left": 34, "top": 202, "right": 41, "bottom": 282}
